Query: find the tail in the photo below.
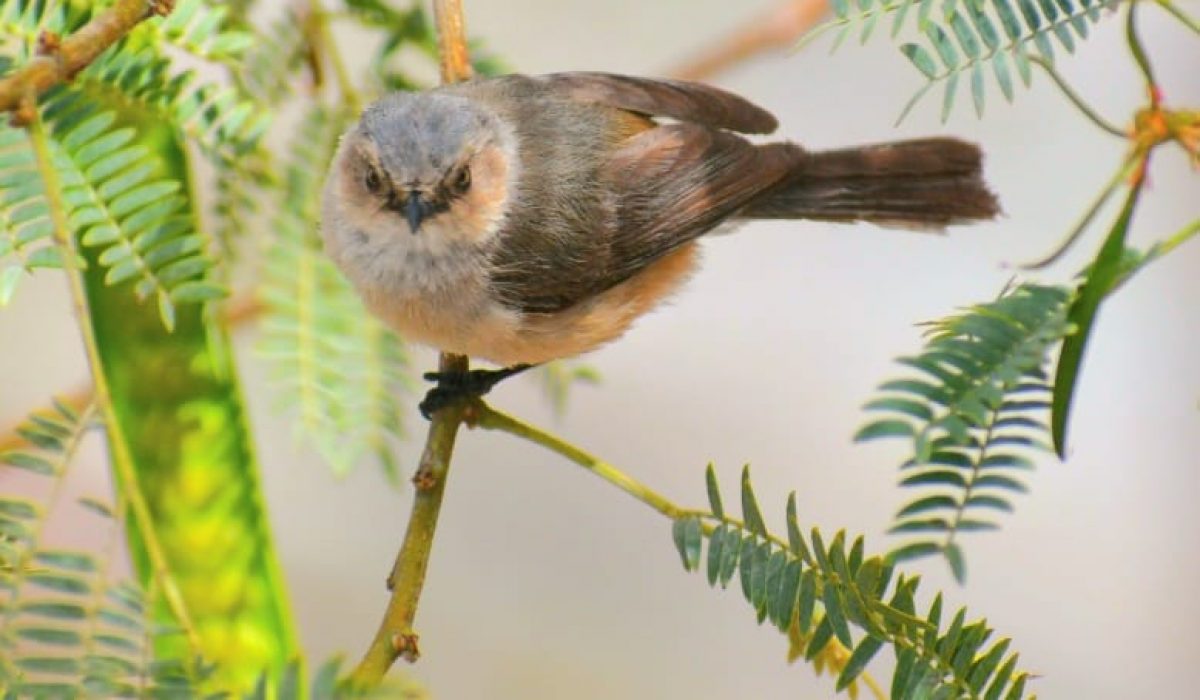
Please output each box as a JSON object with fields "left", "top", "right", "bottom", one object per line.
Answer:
{"left": 742, "top": 138, "right": 1000, "bottom": 230}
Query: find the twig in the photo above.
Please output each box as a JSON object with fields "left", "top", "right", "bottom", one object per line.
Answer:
{"left": 1019, "top": 154, "right": 1140, "bottom": 269}
{"left": 1125, "top": 2, "right": 1159, "bottom": 106}
{"left": 433, "top": 0, "right": 473, "bottom": 84}
{"left": 471, "top": 403, "right": 689, "bottom": 520}
{"left": 308, "top": 0, "right": 361, "bottom": 114}
{"left": 468, "top": 401, "right": 891, "bottom": 700}
{"left": 669, "top": 0, "right": 829, "bottom": 81}
{"left": 0, "top": 0, "right": 174, "bottom": 122}
{"left": 1154, "top": 0, "right": 1200, "bottom": 36}
{"left": 1029, "top": 56, "right": 1126, "bottom": 139}
{"left": 26, "top": 109, "right": 201, "bottom": 657}
{"left": 347, "top": 0, "right": 473, "bottom": 687}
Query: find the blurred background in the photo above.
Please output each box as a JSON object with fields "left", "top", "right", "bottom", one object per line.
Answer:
{"left": 2, "top": 0, "right": 1198, "bottom": 697}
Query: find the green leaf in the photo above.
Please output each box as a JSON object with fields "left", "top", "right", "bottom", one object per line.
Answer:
{"left": 822, "top": 584, "right": 854, "bottom": 647}
{"left": 26, "top": 572, "right": 89, "bottom": 595}
{"left": 1053, "top": 184, "right": 1142, "bottom": 456}
{"left": 704, "top": 463, "right": 724, "bottom": 518}
{"left": 900, "top": 43, "right": 940, "bottom": 79}
{"left": 34, "top": 550, "right": 96, "bottom": 573}
{"left": 0, "top": 265, "right": 23, "bottom": 305}
{"left": 707, "top": 525, "right": 726, "bottom": 586}
{"left": 311, "top": 656, "right": 343, "bottom": 700}
{"left": 985, "top": 653, "right": 1020, "bottom": 700}
{"left": 854, "top": 419, "right": 914, "bottom": 441}
{"left": 718, "top": 527, "right": 741, "bottom": 587}
{"left": 896, "top": 495, "right": 958, "bottom": 518}
{"left": 837, "top": 636, "right": 883, "bottom": 690}
{"left": 20, "top": 601, "right": 87, "bottom": 620}
{"left": 671, "top": 517, "right": 704, "bottom": 572}
{"left": 15, "top": 625, "right": 83, "bottom": 646}
{"left": 900, "top": 470, "right": 968, "bottom": 488}
{"left": 797, "top": 570, "right": 817, "bottom": 633}
{"left": 944, "top": 541, "right": 967, "bottom": 583}
{"left": 776, "top": 560, "right": 802, "bottom": 631}
{"left": 740, "top": 466, "right": 768, "bottom": 537}
{"left": 804, "top": 616, "right": 834, "bottom": 660}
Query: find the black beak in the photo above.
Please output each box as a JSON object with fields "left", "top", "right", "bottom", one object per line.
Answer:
{"left": 404, "top": 195, "right": 425, "bottom": 234}
{"left": 387, "top": 191, "right": 430, "bottom": 234}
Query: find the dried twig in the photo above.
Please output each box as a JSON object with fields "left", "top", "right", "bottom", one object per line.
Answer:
{"left": 669, "top": 0, "right": 828, "bottom": 81}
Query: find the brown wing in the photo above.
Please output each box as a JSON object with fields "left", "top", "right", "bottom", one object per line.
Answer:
{"left": 535, "top": 72, "right": 779, "bottom": 134}
{"left": 600, "top": 124, "right": 800, "bottom": 285}
{"left": 490, "top": 123, "right": 801, "bottom": 314}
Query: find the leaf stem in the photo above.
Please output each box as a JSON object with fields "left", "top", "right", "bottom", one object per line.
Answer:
{"left": 1028, "top": 56, "right": 1125, "bottom": 138}
{"left": 26, "top": 110, "right": 201, "bottom": 656}
{"left": 470, "top": 403, "right": 691, "bottom": 520}
{"left": 1126, "top": 2, "right": 1159, "bottom": 106}
{"left": 1020, "top": 154, "right": 1140, "bottom": 269}
{"left": 1154, "top": 0, "right": 1200, "bottom": 35}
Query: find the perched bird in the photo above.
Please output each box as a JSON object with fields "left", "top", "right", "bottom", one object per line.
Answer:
{"left": 321, "top": 72, "right": 999, "bottom": 414}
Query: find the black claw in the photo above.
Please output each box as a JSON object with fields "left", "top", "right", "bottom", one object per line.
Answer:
{"left": 418, "top": 364, "right": 535, "bottom": 419}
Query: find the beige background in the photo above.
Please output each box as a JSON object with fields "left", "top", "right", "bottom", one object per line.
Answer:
{"left": 2, "top": 1, "right": 1198, "bottom": 698}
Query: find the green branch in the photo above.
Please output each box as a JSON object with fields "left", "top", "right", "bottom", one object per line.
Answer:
{"left": 1029, "top": 55, "right": 1125, "bottom": 138}
{"left": 347, "top": 354, "right": 469, "bottom": 686}
{"left": 471, "top": 403, "right": 691, "bottom": 520}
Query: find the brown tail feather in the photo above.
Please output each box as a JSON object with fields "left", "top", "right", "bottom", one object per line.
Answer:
{"left": 742, "top": 137, "right": 1000, "bottom": 230}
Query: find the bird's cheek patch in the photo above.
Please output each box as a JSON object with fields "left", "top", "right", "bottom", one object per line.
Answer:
{"left": 441, "top": 144, "right": 511, "bottom": 244}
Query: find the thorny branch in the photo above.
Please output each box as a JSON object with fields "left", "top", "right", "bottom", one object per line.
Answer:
{"left": 347, "top": 0, "right": 473, "bottom": 686}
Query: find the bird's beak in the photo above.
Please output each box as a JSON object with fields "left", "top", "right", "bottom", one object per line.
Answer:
{"left": 388, "top": 191, "right": 430, "bottom": 234}
{"left": 404, "top": 195, "right": 425, "bottom": 234}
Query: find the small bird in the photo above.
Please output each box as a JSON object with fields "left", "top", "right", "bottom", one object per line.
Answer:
{"left": 321, "top": 72, "right": 999, "bottom": 414}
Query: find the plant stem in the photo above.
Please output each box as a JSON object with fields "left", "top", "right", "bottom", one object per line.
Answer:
{"left": 348, "top": 0, "right": 474, "bottom": 686}
{"left": 433, "top": 0, "right": 474, "bottom": 84}
{"left": 26, "top": 111, "right": 201, "bottom": 656}
{"left": 1126, "top": 2, "right": 1158, "bottom": 105}
{"left": 1020, "top": 153, "right": 1140, "bottom": 269}
{"left": 1154, "top": 0, "right": 1200, "bottom": 35}
{"left": 347, "top": 355, "right": 468, "bottom": 685}
{"left": 309, "top": 0, "right": 361, "bottom": 114}
{"left": 670, "top": 0, "right": 829, "bottom": 80}
{"left": 1028, "top": 56, "right": 1125, "bottom": 139}
{"left": 470, "top": 403, "right": 690, "bottom": 520}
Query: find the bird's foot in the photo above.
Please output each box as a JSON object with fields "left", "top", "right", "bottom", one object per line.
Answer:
{"left": 419, "top": 364, "right": 533, "bottom": 419}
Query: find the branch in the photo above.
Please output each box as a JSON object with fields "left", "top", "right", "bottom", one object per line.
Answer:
{"left": 0, "top": 0, "right": 174, "bottom": 123}
{"left": 347, "top": 0, "right": 473, "bottom": 687}
{"left": 669, "top": 0, "right": 828, "bottom": 81}
{"left": 471, "top": 403, "right": 690, "bottom": 520}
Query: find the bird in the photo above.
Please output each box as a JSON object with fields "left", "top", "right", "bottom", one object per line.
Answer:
{"left": 320, "top": 72, "right": 999, "bottom": 415}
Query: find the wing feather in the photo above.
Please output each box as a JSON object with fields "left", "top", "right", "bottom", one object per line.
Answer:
{"left": 536, "top": 72, "right": 779, "bottom": 134}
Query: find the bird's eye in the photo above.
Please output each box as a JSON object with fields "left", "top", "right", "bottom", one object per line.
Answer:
{"left": 364, "top": 167, "right": 383, "bottom": 194}
{"left": 451, "top": 166, "right": 471, "bottom": 195}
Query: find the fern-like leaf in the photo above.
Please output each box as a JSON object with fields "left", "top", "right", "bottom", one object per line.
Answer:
{"left": 673, "top": 465, "right": 1036, "bottom": 698}
{"left": 258, "top": 106, "right": 412, "bottom": 482}
{"left": 36, "top": 94, "right": 226, "bottom": 330}
{"left": 78, "top": 37, "right": 272, "bottom": 165}
{"left": 856, "top": 283, "right": 1071, "bottom": 581}
{"left": 140, "top": 0, "right": 256, "bottom": 66}
{"left": 896, "top": 0, "right": 1120, "bottom": 122}
{"left": 0, "top": 126, "right": 61, "bottom": 305}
